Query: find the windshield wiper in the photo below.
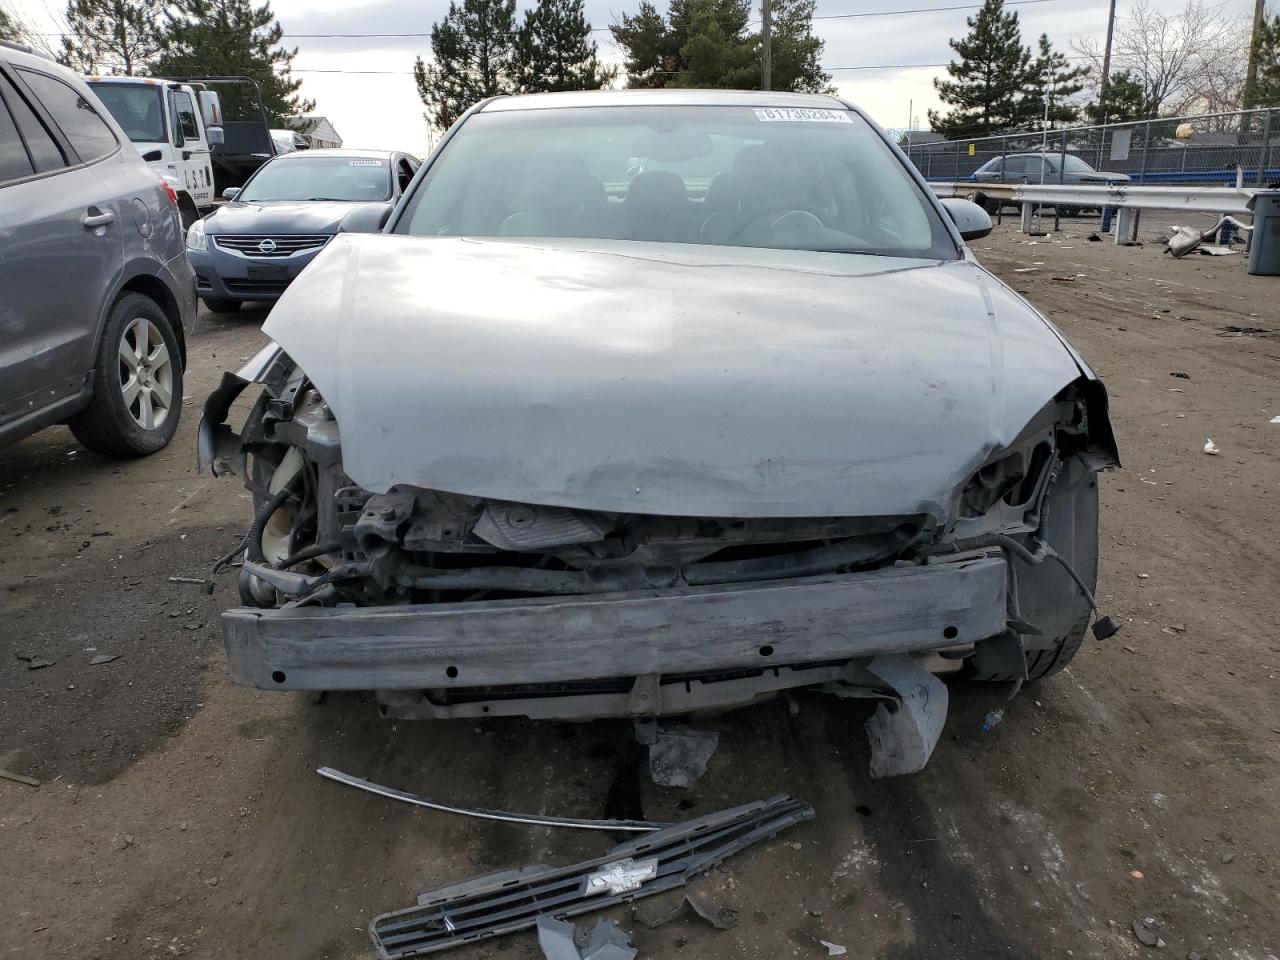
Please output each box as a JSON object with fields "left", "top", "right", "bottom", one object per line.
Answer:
{"left": 820, "top": 248, "right": 896, "bottom": 257}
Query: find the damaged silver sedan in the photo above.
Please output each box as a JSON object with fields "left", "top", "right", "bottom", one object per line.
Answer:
{"left": 199, "top": 90, "right": 1119, "bottom": 774}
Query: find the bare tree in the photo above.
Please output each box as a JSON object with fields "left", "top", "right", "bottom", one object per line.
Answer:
{"left": 1073, "top": 0, "right": 1250, "bottom": 118}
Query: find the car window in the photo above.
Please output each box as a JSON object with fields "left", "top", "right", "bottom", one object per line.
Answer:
{"left": 237, "top": 156, "right": 392, "bottom": 202}
{"left": 1061, "top": 155, "right": 1095, "bottom": 173}
{"left": 1003, "top": 157, "right": 1026, "bottom": 176}
{"left": 1, "top": 73, "right": 65, "bottom": 172}
{"left": 398, "top": 104, "right": 957, "bottom": 260}
{"left": 978, "top": 158, "right": 1001, "bottom": 174}
{"left": 0, "top": 78, "right": 35, "bottom": 183}
{"left": 173, "top": 90, "right": 200, "bottom": 142}
{"left": 89, "top": 83, "right": 164, "bottom": 143}
{"left": 18, "top": 68, "right": 117, "bottom": 163}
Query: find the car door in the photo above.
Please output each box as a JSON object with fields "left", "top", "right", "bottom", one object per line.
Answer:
{"left": 171, "top": 86, "right": 214, "bottom": 208}
{"left": 0, "top": 62, "right": 124, "bottom": 429}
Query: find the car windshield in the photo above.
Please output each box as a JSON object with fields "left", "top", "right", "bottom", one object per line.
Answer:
{"left": 237, "top": 156, "right": 391, "bottom": 202}
{"left": 90, "top": 83, "right": 164, "bottom": 144}
{"left": 397, "top": 104, "right": 958, "bottom": 259}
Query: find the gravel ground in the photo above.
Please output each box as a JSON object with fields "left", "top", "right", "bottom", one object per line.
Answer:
{"left": 1, "top": 226, "right": 1277, "bottom": 960}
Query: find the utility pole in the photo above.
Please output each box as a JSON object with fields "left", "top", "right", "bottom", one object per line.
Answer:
{"left": 1243, "top": 0, "right": 1267, "bottom": 108}
{"left": 761, "top": 0, "right": 772, "bottom": 91}
{"left": 1098, "top": 0, "right": 1117, "bottom": 120}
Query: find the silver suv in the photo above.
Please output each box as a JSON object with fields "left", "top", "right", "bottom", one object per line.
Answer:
{"left": 0, "top": 42, "right": 195, "bottom": 457}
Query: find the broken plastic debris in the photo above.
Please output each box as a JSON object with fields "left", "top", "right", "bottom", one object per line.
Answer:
{"left": 980, "top": 709, "right": 1005, "bottom": 733}
{"left": 636, "top": 721, "right": 719, "bottom": 788}
{"left": 89, "top": 654, "right": 119, "bottom": 666}
{"left": 585, "top": 857, "right": 658, "bottom": 896}
{"left": 635, "top": 891, "right": 738, "bottom": 930}
{"left": 1203, "top": 438, "right": 1220, "bottom": 456}
{"left": 1271, "top": 416, "right": 1280, "bottom": 424}
{"left": 819, "top": 940, "right": 848, "bottom": 957}
{"left": 537, "top": 917, "right": 636, "bottom": 960}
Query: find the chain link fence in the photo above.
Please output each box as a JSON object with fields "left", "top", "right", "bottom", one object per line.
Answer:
{"left": 904, "top": 108, "right": 1280, "bottom": 187}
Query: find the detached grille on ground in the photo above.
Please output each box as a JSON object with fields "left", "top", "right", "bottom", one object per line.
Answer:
{"left": 213, "top": 235, "right": 330, "bottom": 257}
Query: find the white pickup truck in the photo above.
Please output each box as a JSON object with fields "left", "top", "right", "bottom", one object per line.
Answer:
{"left": 86, "top": 76, "right": 224, "bottom": 227}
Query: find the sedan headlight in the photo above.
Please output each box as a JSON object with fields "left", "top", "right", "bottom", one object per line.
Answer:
{"left": 186, "top": 219, "right": 208, "bottom": 252}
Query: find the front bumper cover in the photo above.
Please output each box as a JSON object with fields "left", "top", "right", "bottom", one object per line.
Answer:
{"left": 222, "top": 553, "right": 1006, "bottom": 697}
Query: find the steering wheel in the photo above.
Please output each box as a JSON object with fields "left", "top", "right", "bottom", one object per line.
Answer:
{"left": 729, "top": 206, "right": 828, "bottom": 242}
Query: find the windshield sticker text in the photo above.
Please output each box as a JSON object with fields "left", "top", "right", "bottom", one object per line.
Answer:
{"left": 753, "top": 108, "right": 853, "bottom": 123}
{"left": 349, "top": 160, "right": 383, "bottom": 166}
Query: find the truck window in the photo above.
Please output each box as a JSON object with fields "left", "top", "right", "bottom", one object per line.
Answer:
{"left": 18, "top": 69, "right": 116, "bottom": 163}
{"left": 1, "top": 74, "right": 66, "bottom": 172}
{"left": 89, "top": 83, "right": 165, "bottom": 144}
{"left": 174, "top": 90, "right": 200, "bottom": 142}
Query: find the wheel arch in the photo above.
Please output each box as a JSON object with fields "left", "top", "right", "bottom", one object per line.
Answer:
{"left": 95, "top": 266, "right": 188, "bottom": 368}
{"left": 175, "top": 191, "right": 201, "bottom": 229}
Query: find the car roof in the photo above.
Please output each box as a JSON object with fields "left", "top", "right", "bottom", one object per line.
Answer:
{"left": 479, "top": 89, "right": 850, "bottom": 112}
{"left": 276, "top": 147, "right": 397, "bottom": 160}
{"left": 1, "top": 40, "right": 66, "bottom": 70}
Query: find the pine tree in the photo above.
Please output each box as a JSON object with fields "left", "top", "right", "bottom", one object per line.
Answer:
{"left": 59, "top": 0, "right": 166, "bottom": 75}
{"left": 611, "top": 0, "right": 827, "bottom": 92}
{"left": 155, "top": 0, "right": 313, "bottom": 122}
{"left": 1085, "top": 69, "right": 1150, "bottom": 124}
{"left": 768, "top": 0, "right": 830, "bottom": 94}
{"left": 1244, "top": 14, "right": 1280, "bottom": 109}
{"left": 1027, "top": 33, "right": 1087, "bottom": 128}
{"left": 928, "top": 0, "right": 1038, "bottom": 139}
{"left": 516, "top": 0, "right": 613, "bottom": 93}
{"left": 611, "top": 1, "right": 679, "bottom": 88}
{"left": 414, "top": 0, "right": 517, "bottom": 130}
{"left": 0, "top": 4, "right": 21, "bottom": 41}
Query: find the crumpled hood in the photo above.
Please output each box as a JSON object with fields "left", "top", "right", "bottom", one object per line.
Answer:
{"left": 263, "top": 235, "right": 1087, "bottom": 519}
{"left": 208, "top": 200, "right": 390, "bottom": 236}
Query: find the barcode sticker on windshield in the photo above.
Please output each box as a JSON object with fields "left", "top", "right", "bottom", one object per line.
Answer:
{"left": 348, "top": 160, "right": 382, "bottom": 166}
{"left": 754, "top": 108, "right": 852, "bottom": 123}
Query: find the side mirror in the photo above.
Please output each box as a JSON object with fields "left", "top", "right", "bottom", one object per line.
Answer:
{"left": 940, "top": 197, "right": 993, "bottom": 241}
{"left": 221, "top": 187, "right": 240, "bottom": 200}
{"left": 206, "top": 125, "right": 225, "bottom": 147}
{"left": 339, "top": 205, "right": 393, "bottom": 234}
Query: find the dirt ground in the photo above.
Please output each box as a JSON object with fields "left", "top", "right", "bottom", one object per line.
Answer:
{"left": 2, "top": 224, "right": 1277, "bottom": 960}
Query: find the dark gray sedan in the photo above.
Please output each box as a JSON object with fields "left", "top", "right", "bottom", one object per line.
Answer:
{"left": 970, "top": 152, "right": 1131, "bottom": 214}
{"left": 185, "top": 148, "right": 419, "bottom": 312}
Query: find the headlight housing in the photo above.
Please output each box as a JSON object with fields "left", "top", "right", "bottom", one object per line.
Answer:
{"left": 186, "top": 219, "right": 207, "bottom": 252}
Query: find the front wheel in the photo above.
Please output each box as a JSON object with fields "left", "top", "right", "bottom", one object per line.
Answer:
{"left": 68, "top": 293, "right": 183, "bottom": 458}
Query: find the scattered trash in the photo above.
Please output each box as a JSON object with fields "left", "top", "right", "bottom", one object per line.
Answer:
{"left": 0, "top": 767, "right": 40, "bottom": 787}
{"left": 1050, "top": 275, "right": 1078, "bottom": 282}
{"left": 1137, "top": 573, "right": 1150, "bottom": 579}
{"left": 1169, "top": 371, "right": 1191, "bottom": 379}
{"left": 1197, "top": 244, "right": 1237, "bottom": 256}
{"left": 1160, "top": 624, "right": 1186, "bottom": 635}
{"left": 167, "top": 576, "right": 206, "bottom": 585}
{"left": 1132, "top": 917, "right": 1165, "bottom": 949}
{"left": 635, "top": 891, "right": 737, "bottom": 930}
{"left": 1270, "top": 416, "right": 1280, "bottom": 424}
{"left": 1012, "top": 267, "right": 1039, "bottom": 273}
{"left": 15, "top": 652, "right": 54, "bottom": 670}
{"left": 369, "top": 795, "right": 814, "bottom": 957}
{"left": 636, "top": 721, "right": 719, "bottom": 789}
{"left": 89, "top": 654, "right": 120, "bottom": 666}
{"left": 980, "top": 709, "right": 1005, "bottom": 733}
{"left": 1221, "top": 325, "right": 1267, "bottom": 335}
{"left": 1165, "top": 217, "right": 1253, "bottom": 257}
{"left": 537, "top": 917, "right": 636, "bottom": 960}
{"left": 317, "top": 766, "right": 665, "bottom": 832}
{"left": 819, "top": 941, "right": 848, "bottom": 957}
{"left": 1130, "top": 869, "right": 1145, "bottom": 879}
{"left": 1087, "top": 232, "right": 1102, "bottom": 242}
{"left": 1203, "top": 439, "right": 1220, "bottom": 456}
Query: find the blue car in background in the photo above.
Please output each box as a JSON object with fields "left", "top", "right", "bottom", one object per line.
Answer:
{"left": 186, "top": 148, "right": 419, "bottom": 313}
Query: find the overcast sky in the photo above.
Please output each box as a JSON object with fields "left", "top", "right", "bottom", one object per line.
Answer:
{"left": 11, "top": 0, "right": 1256, "bottom": 153}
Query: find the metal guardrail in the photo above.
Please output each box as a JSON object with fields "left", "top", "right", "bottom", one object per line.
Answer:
{"left": 932, "top": 182, "right": 1260, "bottom": 243}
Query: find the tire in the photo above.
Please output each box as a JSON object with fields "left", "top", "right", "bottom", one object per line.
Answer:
{"left": 971, "top": 458, "right": 1099, "bottom": 682}
{"left": 201, "top": 297, "right": 242, "bottom": 314}
{"left": 68, "top": 292, "right": 183, "bottom": 458}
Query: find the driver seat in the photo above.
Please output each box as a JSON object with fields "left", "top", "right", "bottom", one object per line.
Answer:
{"left": 698, "top": 146, "right": 802, "bottom": 245}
